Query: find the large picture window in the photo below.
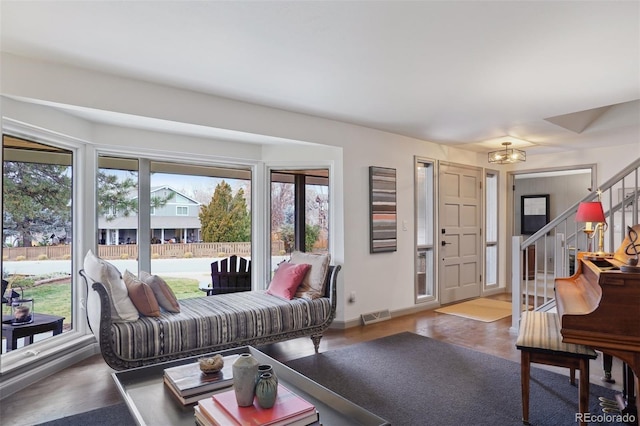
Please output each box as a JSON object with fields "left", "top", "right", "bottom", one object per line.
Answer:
{"left": 269, "top": 169, "right": 329, "bottom": 275}
{"left": 2, "top": 135, "right": 74, "bottom": 354}
{"left": 97, "top": 157, "right": 252, "bottom": 299}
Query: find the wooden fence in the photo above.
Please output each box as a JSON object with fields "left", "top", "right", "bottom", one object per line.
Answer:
{"left": 3, "top": 242, "right": 285, "bottom": 261}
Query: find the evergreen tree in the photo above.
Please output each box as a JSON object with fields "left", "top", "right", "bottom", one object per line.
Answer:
{"left": 97, "top": 171, "right": 173, "bottom": 220}
{"left": 3, "top": 162, "right": 72, "bottom": 247}
{"left": 199, "top": 181, "right": 250, "bottom": 242}
{"left": 97, "top": 171, "right": 137, "bottom": 220}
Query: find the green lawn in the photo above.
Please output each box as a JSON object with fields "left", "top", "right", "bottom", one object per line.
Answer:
{"left": 2, "top": 276, "right": 203, "bottom": 327}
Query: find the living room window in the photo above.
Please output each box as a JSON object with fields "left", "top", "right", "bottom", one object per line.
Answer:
{"left": 415, "top": 158, "right": 435, "bottom": 301}
{"left": 269, "top": 169, "right": 329, "bottom": 275}
{"left": 96, "top": 157, "right": 252, "bottom": 297}
{"left": 2, "top": 135, "right": 74, "bottom": 354}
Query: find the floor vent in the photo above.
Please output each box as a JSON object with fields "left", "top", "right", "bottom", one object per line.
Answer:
{"left": 361, "top": 309, "right": 391, "bottom": 325}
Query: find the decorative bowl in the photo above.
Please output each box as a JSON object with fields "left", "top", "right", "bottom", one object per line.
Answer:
{"left": 198, "top": 354, "right": 224, "bottom": 374}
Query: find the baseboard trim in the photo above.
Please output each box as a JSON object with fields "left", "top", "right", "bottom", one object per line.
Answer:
{"left": 0, "top": 338, "right": 99, "bottom": 400}
{"left": 482, "top": 287, "right": 507, "bottom": 297}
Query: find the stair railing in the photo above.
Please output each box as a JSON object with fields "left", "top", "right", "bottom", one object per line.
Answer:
{"left": 511, "top": 157, "right": 640, "bottom": 331}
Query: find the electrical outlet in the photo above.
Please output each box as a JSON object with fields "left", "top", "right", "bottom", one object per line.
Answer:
{"left": 348, "top": 291, "right": 356, "bottom": 304}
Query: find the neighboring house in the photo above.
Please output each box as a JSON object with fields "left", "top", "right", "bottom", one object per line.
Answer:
{"left": 97, "top": 186, "right": 202, "bottom": 245}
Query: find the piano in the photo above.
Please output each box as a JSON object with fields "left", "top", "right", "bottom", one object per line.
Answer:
{"left": 555, "top": 224, "right": 640, "bottom": 421}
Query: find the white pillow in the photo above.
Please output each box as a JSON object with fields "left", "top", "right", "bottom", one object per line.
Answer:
{"left": 83, "top": 250, "right": 139, "bottom": 322}
{"left": 290, "top": 251, "right": 331, "bottom": 299}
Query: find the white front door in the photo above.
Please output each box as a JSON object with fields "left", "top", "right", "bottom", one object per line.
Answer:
{"left": 439, "top": 163, "right": 482, "bottom": 304}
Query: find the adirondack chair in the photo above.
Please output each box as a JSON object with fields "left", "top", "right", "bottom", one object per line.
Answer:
{"left": 207, "top": 255, "right": 252, "bottom": 295}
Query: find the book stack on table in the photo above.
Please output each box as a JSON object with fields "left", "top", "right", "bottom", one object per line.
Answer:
{"left": 195, "top": 384, "right": 319, "bottom": 426}
{"left": 164, "top": 355, "right": 239, "bottom": 405}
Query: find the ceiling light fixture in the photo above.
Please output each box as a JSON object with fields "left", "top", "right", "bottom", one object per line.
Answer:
{"left": 488, "top": 142, "right": 526, "bottom": 164}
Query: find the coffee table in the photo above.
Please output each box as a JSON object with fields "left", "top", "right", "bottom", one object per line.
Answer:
{"left": 112, "top": 346, "right": 389, "bottom": 425}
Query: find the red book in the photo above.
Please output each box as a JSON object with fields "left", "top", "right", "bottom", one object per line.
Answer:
{"left": 212, "top": 384, "right": 316, "bottom": 426}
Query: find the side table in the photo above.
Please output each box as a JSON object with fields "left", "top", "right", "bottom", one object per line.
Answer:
{"left": 2, "top": 313, "right": 65, "bottom": 352}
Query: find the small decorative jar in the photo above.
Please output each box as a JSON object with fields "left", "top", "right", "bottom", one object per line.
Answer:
{"left": 255, "top": 372, "right": 278, "bottom": 409}
{"left": 256, "top": 364, "right": 277, "bottom": 386}
{"left": 232, "top": 353, "right": 259, "bottom": 406}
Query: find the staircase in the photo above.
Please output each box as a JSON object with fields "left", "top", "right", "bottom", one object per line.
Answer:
{"left": 511, "top": 157, "right": 640, "bottom": 330}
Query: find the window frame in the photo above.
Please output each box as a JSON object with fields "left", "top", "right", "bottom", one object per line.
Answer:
{"left": 485, "top": 169, "right": 499, "bottom": 289}
{"left": 266, "top": 163, "right": 333, "bottom": 286}
{"left": 414, "top": 156, "right": 436, "bottom": 303}
{"left": 0, "top": 121, "right": 92, "bottom": 374}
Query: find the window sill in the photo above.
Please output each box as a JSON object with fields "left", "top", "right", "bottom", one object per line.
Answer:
{"left": 1, "top": 333, "right": 98, "bottom": 399}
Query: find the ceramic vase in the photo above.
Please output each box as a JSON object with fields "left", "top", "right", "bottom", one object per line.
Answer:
{"left": 256, "top": 364, "right": 278, "bottom": 386}
{"left": 255, "top": 372, "right": 278, "bottom": 409}
{"left": 232, "top": 353, "right": 259, "bottom": 406}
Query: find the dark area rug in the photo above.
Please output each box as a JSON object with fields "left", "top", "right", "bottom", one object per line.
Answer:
{"left": 285, "top": 332, "right": 627, "bottom": 426}
{"left": 36, "top": 332, "right": 629, "bottom": 425}
{"left": 35, "top": 403, "right": 135, "bottom": 426}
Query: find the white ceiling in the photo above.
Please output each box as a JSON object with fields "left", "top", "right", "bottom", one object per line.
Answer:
{"left": 1, "top": 1, "right": 639, "bottom": 154}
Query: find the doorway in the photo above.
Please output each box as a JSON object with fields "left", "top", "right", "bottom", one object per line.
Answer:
{"left": 438, "top": 162, "right": 482, "bottom": 304}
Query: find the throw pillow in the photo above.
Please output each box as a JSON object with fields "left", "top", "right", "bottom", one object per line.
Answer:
{"left": 290, "top": 251, "right": 331, "bottom": 299}
{"left": 139, "top": 271, "right": 180, "bottom": 313}
{"left": 123, "top": 270, "right": 160, "bottom": 317}
{"left": 267, "top": 262, "right": 312, "bottom": 300}
{"left": 83, "top": 250, "right": 139, "bottom": 322}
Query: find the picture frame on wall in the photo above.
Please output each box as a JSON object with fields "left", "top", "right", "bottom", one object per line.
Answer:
{"left": 369, "top": 166, "right": 397, "bottom": 253}
{"left": 521, "top": 194, "right": 550, "bottom": 235}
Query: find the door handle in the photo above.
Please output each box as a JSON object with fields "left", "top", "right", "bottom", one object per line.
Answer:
{"left": 441, "top": 241, "right": 451, "bottom": 246}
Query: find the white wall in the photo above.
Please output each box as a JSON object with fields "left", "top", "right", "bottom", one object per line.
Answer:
{"left": 1, "top": 52, "right": 636, "bottom": 328}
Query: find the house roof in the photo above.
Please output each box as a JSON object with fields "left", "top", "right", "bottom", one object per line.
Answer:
{"left": 148, "top": 186, "right": 201, "bottom": 206}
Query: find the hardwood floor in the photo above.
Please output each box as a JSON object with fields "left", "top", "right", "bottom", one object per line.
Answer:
{"left": 1, "top": 294, "right": 623, "bottom": 425}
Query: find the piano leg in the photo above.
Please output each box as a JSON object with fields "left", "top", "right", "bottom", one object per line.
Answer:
{"left": 616, "top": 363, "right": 638, "bottom": 425}
{"left": 603, "top": 353, "right": 616, "bottom": 383}
{"left": 602, "top": 362, "right": 638, "bottom": 425}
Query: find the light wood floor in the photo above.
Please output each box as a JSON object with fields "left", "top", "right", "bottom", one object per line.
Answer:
{"left": 1, "top": 294, "right": 623, "bottom": 425}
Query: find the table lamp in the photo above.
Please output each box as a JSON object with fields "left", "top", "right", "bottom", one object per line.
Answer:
{"left": 575, "top": 201, "right": 607, "bottom": 258}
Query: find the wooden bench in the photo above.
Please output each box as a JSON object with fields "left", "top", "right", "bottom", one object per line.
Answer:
{"left": 516, "top": 311, "right": 597, "bottom": 426}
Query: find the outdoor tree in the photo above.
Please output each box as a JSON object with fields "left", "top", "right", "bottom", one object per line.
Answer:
{"left": 199, "top": 181, "right": 250, "bottom": 242}
{"left": 271, "top": 182, "right": 294, "bottom": 232}
{"left": 97, "top": 170, "right": 173, "bottom": 220}
{"left": 280, "top": 223, "right": 321, "bottom": 253}
{"left": 3, "top": 161, "right": 72, "bottom": 247}
{"left": 97, "top": 171, "right": 137, "bottom": 220}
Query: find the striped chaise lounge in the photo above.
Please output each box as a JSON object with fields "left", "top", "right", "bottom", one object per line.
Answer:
{"left": 80, "top": 253, "right": 340, "bottom": 371}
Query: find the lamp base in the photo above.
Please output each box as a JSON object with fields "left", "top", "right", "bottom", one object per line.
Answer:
{"left": 583, "top": 252, "right": 612, "bottom": 261}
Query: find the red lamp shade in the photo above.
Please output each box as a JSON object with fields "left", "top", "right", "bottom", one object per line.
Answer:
{"left": 575, "top": 201, "right": 606, "bottom": 223}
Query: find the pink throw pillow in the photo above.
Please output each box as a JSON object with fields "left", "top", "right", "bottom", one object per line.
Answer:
{"left": 267, "top": 263, "right": 311, "bottom": 300}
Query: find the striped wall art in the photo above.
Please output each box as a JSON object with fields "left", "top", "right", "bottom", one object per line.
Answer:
{"left": 369, "top": 166, "right": 397, "bottom": 253}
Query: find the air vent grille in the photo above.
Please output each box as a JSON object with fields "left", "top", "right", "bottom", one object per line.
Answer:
{"left": 361, "top": 309, "right": 391, "bottom": 325}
